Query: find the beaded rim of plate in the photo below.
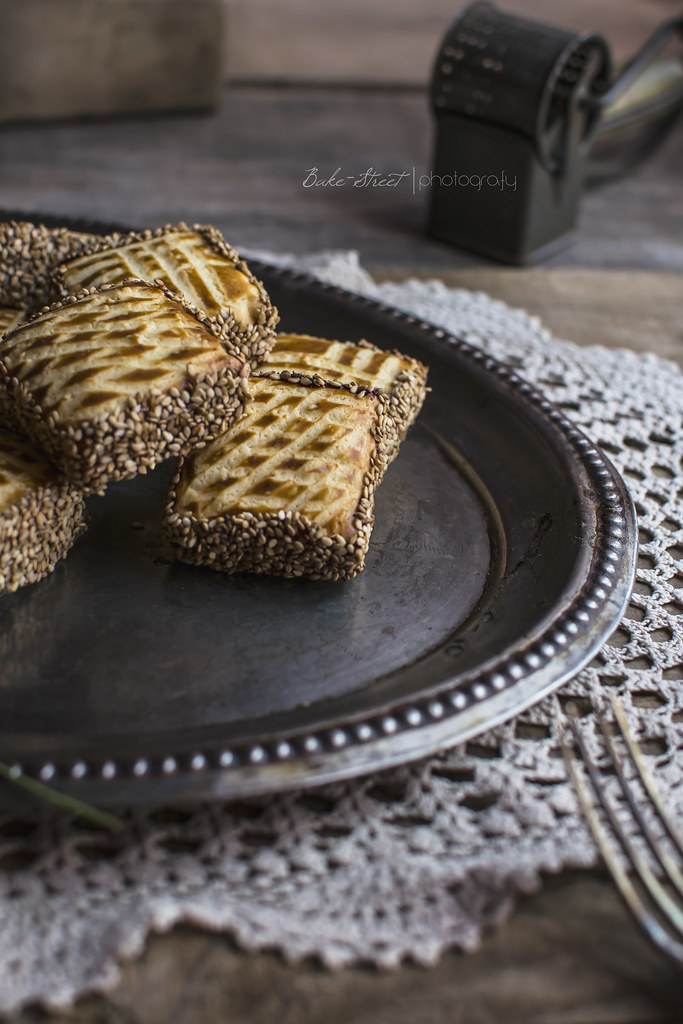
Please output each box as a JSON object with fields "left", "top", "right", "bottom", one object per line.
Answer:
{"left": 8, "top": 258, "right": 635, "bottom": 789}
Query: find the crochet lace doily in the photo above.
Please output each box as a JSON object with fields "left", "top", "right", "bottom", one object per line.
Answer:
{"left": 3, "top": 252, "right": 683, "bottom": 1014}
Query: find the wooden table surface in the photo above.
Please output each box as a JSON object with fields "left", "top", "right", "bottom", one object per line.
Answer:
{"left": 0, "top": 84, "right": 681, "bottom": 272}
{"left": 2, "top": 83, "right": 682, "bottom": 1022}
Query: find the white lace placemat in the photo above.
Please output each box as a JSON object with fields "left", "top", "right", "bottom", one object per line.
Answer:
{"left": 3, "top": 252, "right": 683, "bottom": 1014}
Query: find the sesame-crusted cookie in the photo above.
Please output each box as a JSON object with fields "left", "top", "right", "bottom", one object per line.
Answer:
{"left": 165, "top": 377, "right": 388, "bottom": 581}
{"left": 0, "top": 428, "right": 86, "bottom": 594}
{"left": 0, "top": 308, "right": 27, "bottom": 427}
{"left": 253, "top": 333, "right": 428, "bottom": 463}
{"left": 0, "top": 221, "right": 101, "bottom": 311}
{"left": 53, "top": 223, "right": 279, "bottom": 368}
{"left": 0, "top": 279, "right": 250, "bottom": 495}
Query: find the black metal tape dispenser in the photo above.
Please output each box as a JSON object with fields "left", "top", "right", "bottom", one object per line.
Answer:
{"left": 428, "top": 3, "right": 683, "bottom": 263}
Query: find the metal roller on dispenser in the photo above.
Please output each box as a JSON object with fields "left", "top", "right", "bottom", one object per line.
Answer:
{"left": 428, "top": 3, "right": 683, "bottom": 263}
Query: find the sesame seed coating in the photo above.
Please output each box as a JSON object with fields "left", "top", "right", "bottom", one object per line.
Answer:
{"left": 0, "top": 428, "right": 86, "bottom": 594}
{"left": 0, "top": 221, "right": 103, "bottom": 311}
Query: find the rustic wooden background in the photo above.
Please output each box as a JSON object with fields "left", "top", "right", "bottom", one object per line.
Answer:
{"left": 3, "top": 0, "right": 681, "bottom": 122}
{"left": 221, "top": 0, "right": 683, "bottom": 83}
{"left": 1, "top": 1, "right": 682, "bottom": 1020}
{"left": 0, "top": 0, "right": 225, "bottom": 121}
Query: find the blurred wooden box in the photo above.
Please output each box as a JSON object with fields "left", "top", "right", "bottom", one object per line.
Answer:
{"left": 0, "top": 0, "right": 223, "bottom": 122}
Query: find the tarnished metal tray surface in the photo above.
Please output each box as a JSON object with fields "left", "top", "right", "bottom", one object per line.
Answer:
{"left": 0, "top": 231, "right": 637, "bottom": 806}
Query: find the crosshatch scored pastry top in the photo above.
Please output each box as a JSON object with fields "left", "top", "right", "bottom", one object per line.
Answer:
{"left": 0, "top": 279, "right": 245, "bottom": 426}
{"left": 256, "top": 332, "right": 427, "bottom": 391}
{"left": 173, "top": 377, "right": 384, "bottom": 539}
{"left": 52, "top": 224, "right": 275, "bottom": 334}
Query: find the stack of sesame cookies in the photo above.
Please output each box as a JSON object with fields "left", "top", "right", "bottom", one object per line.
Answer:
{"left": 254, "top": 332, "right": 428, "bottom": 464}
{"left": 0, "top": 219, "right": 278, "bottom": 592}
{"left": 0, "top": 220, "right": 429, "bottom": 590}
{"left": 165, "top": 377, "right": 386, "bottom": 581}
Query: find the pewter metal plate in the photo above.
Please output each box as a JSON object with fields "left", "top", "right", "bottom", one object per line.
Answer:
{"left": 0, "top": 227, "right": 637, "bottom": 807}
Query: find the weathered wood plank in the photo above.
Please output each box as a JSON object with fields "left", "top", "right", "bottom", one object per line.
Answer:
{"left": 0, "top": 86, "right": 680, "bottom": 272}
{"left": 374, "top": 269, "right": 683, "bottom": 367}
{"left": 0, "top": 0, "right": 223, "bottom": 122}
{"left": 222, "top": 0, "right": 683, "bottom": 84}
{"left": 1, "top": 0, "right": 680, "bottom": 112}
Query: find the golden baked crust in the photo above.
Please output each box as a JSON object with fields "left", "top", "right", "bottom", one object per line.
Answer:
{"left": 0, "top": 279, "right": 250, "bottom": 494}
{"left": 165, "top": 377, "right": 386, "bottom": 581}
{"left": 0, "top": 428, "right": 86, "bottom": 594}
{"left": 176, "top": 378, "right": 381, "bottom": 533}
{"left": 258, "top": 332, "right": 424, "bottom": 390}
{"left": 0, "top": 306, "right": 25, "bottom": 337}
{"left": 0, "top": 221, "right": 100, "bottom": 311}
{"left": 254, "top": 333, "right": 428, "bottom": 462}
{"left": 53, "top": 223, "right": 278, "bottom": 367}
{"left": 1, "top": 281, "right": 239, "bottom": 425}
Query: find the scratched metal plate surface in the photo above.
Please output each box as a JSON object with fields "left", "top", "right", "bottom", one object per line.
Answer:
{"left": 0, "top": 225, "right": 637, "bottom": 807}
